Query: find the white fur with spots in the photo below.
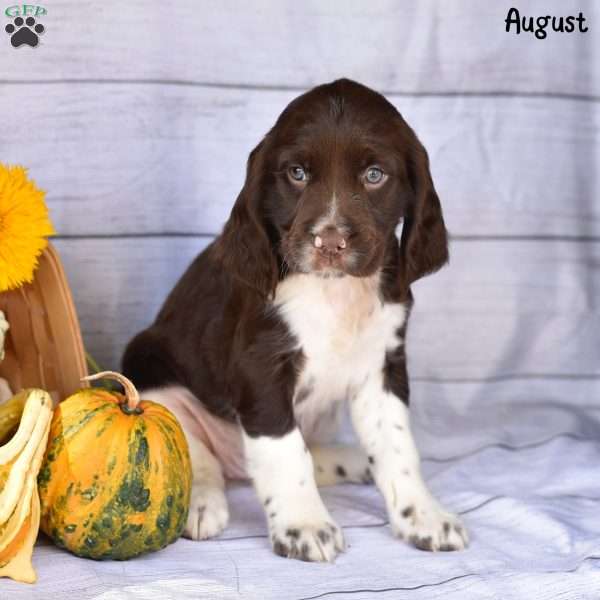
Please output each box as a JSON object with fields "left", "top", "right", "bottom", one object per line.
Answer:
{"left": 244, "top": 428, "right": 345, "bottom": 562}
{"left": 350, "top": 377, "right": 468, "bottom": 551}
{"left": 276, "top": 272, "right": 468, "bottom": 553}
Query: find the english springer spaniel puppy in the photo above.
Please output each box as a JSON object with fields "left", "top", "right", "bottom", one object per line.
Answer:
{"left": 122, "top": 79, "right": 468, "bottom": 562}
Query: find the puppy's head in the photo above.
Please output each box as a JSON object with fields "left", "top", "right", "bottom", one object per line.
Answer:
{"left": 218, "top": 79, "right": 448, "bottom": 297}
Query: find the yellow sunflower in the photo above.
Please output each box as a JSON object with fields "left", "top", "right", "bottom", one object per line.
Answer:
{"left": 0, "top": 165, "right": 55, "bottom": 292}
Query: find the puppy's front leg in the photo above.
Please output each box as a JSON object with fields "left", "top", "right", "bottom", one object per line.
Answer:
{"left": 243, "top": 427, "right": 345, "bottom": 562}
{"left": 350, "top": 376, "right": 468, "bottom": 551}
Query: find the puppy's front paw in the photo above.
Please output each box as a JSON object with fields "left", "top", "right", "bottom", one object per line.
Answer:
{"left": 390, "top": 493, "right": 468, "bottom": 551}
{"left": 183, "top": 484, "right": 229, "bottom": 540}
{"left": 269, "top": 519, "right": 345, "bottom": 562}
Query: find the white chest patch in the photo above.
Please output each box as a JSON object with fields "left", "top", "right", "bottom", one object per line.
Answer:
{"left": 273, "top": 273, "right": 407, "bottom": 443}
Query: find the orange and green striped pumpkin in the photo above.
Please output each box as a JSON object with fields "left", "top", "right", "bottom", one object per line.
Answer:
{"left": 38, "top": 372, "right": 191, "bottom": 560}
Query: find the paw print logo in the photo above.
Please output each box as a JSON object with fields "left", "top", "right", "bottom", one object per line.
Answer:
{"left": 5, "top": 16, "right": 45, "bottom": 48}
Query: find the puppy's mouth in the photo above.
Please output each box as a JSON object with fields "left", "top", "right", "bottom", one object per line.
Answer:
{"left": 280, "top": 221, "right": 381, "bottom": 278}
{"left": 308, "top": 243, "right": 351, "bottom": 277}
{"left": 281, "top": 236, "right": 360, "bottom": 278}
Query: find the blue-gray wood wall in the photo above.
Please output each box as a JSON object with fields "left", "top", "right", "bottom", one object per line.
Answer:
{"left": 1, "top": 0, "right": 598, "bottom": 454}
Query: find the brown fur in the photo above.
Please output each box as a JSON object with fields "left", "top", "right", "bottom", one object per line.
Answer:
{"left": 122, "top": 78, "right": 448, "bottom": 437}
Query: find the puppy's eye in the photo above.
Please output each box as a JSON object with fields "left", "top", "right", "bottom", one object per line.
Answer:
{"left": 288, "top": 165, "right": 308, "bottom": 183}
{"left": 364, "top": 166, "right": 386, "bottom": 186}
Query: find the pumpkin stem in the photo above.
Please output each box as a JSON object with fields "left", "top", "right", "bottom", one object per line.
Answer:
{"left": 82, "top": 371, "right": 141, "bottom": 412}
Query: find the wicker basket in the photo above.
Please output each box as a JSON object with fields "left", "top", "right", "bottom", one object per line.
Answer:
{"left": 0, "top": 243, "right": 88, "bottom": 404}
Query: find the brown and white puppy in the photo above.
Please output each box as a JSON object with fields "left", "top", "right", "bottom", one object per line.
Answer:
{"left": 122, "top": 79, "right": 468, "bottom": 562}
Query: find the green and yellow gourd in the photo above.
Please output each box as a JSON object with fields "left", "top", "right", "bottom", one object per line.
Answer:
{"left": 38, "top": 371, "right": 192, "bottom": 560}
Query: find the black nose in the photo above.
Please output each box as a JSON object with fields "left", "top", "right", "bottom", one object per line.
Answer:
{"left": 313, "top": 226, "right": 347, "bottom": 256}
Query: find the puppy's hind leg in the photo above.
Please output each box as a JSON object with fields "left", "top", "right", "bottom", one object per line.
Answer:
{"left": 182, "top": 434, "right": 230, "bottom": 540}
{"left": 141, "top": 387, "right": 229, "bottom": 540}
{"left": 311, "top": 445, "right": 373, "bottom": 486}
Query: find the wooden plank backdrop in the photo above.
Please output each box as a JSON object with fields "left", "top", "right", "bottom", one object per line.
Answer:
{"left": 52, "top": 237, "right": 600, "bottom": 377}
{"left": 1, "top": 87, "right": 598, "bottom": 237}
{"left": 0, "top": 1, "right": 598, "bottom": 436}
{"left": 0, "top": 1, "right": 598, "bottom": 96}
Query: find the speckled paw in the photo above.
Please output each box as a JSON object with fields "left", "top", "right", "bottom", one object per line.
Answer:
{"left": 269, "top": 520, "right": 345, "bottom": 562}
{"left": 391, "top": 498, "right": 468, "bottom": 551}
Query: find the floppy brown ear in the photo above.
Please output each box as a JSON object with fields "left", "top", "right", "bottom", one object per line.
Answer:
{"left": 399, "top": 140, "right": 449, "bottom": 289}
{"left": 215, "top": 141, "right": 278, "bottom": 298}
